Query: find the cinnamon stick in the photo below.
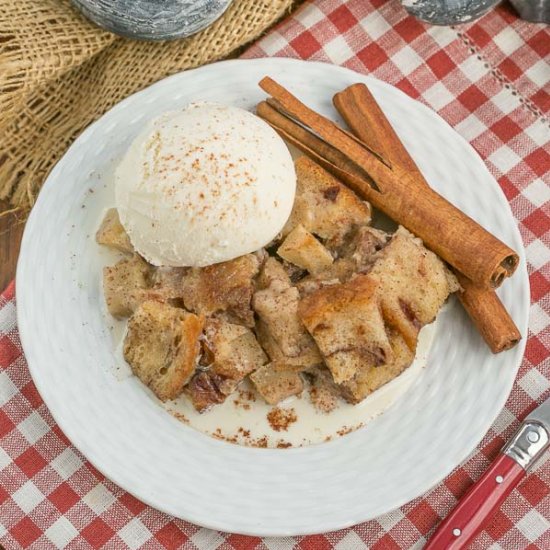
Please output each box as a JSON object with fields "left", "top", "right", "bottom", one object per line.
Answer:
{"left": 333, "top": 83, "right": 419, "bottom": 175}
{"left": 333, "top": 83, "right": 521, "bottom": 353}
{"left": 455, "top": 273, "right": 521, "bottom": 352}
{"left": 257, "top": 101, "right": 376, "bottom": 186}
{"left": 258, "top": 77, "right": 519, "bottom": 289}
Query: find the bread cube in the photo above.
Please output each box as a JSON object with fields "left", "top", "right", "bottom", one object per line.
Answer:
{"left": 150, "top": 267, "right": 187, "bottom": 302}
{"left": 283, "top": 157, "right": 371, "bottom": 247}
{"left": 250, "top": 363, "right": 304, "bottom": 405}
{"left": 203, "top": 318, "right": 267, "bottom": 382}
{"left": 296, "top": 260, "right": 355, "bottom": 296}
{"left": 298, "top": 275, "right": 391, "bottom": 384}
{"left": 277, "top": 225, "right": 333, "bottom": 275}
{"left": 103, "top": 254, "right": 152, "bottom": 318}
{"left": 123, "top": 301, "right": 203, "bottom": 401}
{"left": 182, "top": 254, "right": 259, "bottom": 327}
{"left": 369, "top": 226, "right": 459, "bottom": 350}
{"left": 186, "top": 319, "right": 267, "bottom": 412}
{"left": 253, "top": 274, "right": 319, "bottom": 359}
{"left": 296, "top": 226, "right": 391, "bottom": 295}
{"left": 307, "top": 366, "right": 342, "bottom": 413}
{"left": 256, "top": 257, "right": 291, "bottom": 289}
{"left": 96, "top": 208, "right": 133, "bottom": 254}
{"left": 255, "top": 320, "right": 322, "bottom": 371}
{"left": 340, "top": 329, "right": 414, "bottom": 404}
{"left": 337, "top": 225, "right": 390, "bottom": 270}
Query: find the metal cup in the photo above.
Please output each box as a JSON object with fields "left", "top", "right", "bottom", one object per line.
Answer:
{"left": 509, "top": 0, "right": 550, "bottom": 23}
{"left": 71, "top": 0, "right": 233, "bottom": 41}
{"left": 401, "top": 0, "right": 502, "bottom": 25}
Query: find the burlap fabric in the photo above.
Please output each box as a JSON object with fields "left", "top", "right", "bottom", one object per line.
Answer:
{"left": 0, "top": 0, "right": 293, "bottom": 211}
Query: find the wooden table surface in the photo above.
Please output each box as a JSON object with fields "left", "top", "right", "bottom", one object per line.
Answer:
{"left": 0, "top": 202, "right": 25, "bottom": 292}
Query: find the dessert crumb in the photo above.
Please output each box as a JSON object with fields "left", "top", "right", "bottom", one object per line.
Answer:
{"left": 336, "top": 423, "right": 364, "bottom": 437}
{"left": 267, "top": 407, "right": 297, "bottom": 432}
{"left": 233, "top": 388, "right": 256, "bottom": 410}
{"left": 237, "top": 427, "right": 251, "bottom": 437}
{"left": 208, "top": 427, "right": 270, "bottom": 448}
{"left": 170, "top": 411, "right": 189, "bottom": 425}
{"left": 233, "top": 397, "right": 251, "bottom": 410}
{"left": 238, "top": 389, "right": 256, "bottom": 402}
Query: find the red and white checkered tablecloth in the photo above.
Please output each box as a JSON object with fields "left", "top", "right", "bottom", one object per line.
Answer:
{"left": 1, "top": 1, "right": 549, "bottom": 548}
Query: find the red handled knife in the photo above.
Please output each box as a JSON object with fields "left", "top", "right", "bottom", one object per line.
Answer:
{"left": 425, "top": 395, "right": 550, "bottom": 549}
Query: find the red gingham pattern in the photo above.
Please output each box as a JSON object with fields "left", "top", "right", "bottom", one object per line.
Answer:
{"left": 1, "top": 1, "right": 549, "bottom": 548}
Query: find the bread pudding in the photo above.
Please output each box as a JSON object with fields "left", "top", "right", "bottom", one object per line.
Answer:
{"left": 98, "top": 155, "right": 458, "bottom": 423}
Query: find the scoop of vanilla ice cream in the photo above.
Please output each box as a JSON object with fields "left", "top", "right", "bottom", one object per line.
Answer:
{"left": 115, "top": 102, "right": 296, "bottom": 267}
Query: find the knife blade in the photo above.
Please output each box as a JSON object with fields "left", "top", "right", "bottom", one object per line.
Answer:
{"left": 425, "top": 395, "right": 550, "bottom": 549}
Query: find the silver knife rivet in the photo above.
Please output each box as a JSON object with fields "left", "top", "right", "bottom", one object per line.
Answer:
{"left": 453, "top": 528, "right": 461, "bottom": 536}
{"left": 496, "top": 475, "right": 504, "bottom": 483}
{"left": 527, "top": 431, "right": 540, "bottom": 443}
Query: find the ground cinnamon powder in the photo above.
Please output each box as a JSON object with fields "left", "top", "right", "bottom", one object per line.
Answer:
{"left": 267, "top": 407, "right": 297, "bottom": 432}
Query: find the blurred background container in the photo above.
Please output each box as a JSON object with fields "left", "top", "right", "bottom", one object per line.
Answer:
{"left": 71, "top": 0, "right": 233, "bottom": 40}
{"left": 401, "top": 0, "right": 502, "bottom": 25}
{"left": 402, "top": 0, "right": 549, "bottom": 25}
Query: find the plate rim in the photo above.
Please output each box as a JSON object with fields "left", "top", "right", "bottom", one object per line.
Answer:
{"left": 16, "top": 58, "right": 529, "bottom": 536}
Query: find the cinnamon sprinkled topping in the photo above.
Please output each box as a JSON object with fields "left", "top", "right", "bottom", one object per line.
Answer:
{"left": 267, "top": 407, "right": 297, "bottom": 432}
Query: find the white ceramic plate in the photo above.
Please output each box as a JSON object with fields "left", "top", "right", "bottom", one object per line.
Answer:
{"left": 17, "top": 59, "right": 528, "bottom": 536}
